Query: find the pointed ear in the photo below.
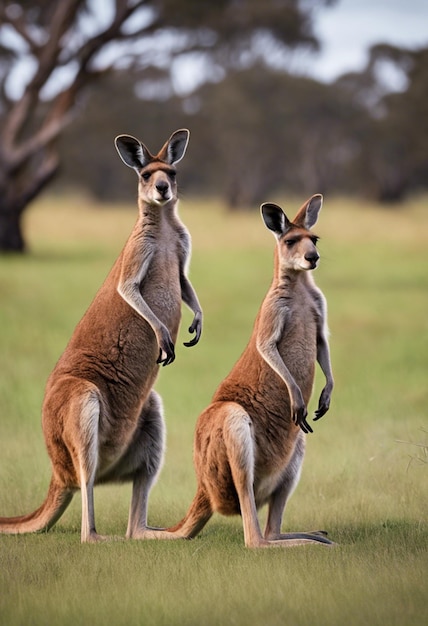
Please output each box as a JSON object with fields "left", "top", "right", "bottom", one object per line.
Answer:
{"left": 293, "top": 194, "right": 323, "bottom": 229}
{"left": 115, "top": 135, "right": 152, "bottom": 172}
{"left": 261, "top": 203, "right": 291, "bottom": 236}
{"left": 158, "top": 129, "right": 190, "bottom": 165}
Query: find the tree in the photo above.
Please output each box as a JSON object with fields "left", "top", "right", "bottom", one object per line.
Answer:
{"left": 0, "top": 0, "right": 149, "bottom": 251}
{"left": 182, "top": 65, "right": 368, "bottom": 207}
{"left": 370, "top": 45, "right": 428, "bottom": 202}
{"left": 336, "top": 43, "right": 428, "bottom": 203}
{"left": 0, "top": 0, "right": 332, "bottom": 252}
{"left": 58, "top": 62, "right": 368, "bottom": 208}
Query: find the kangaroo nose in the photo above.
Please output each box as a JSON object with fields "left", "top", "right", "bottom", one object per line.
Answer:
{"left": 305, "top": 251, "right": 319, "bottom": 265}
{"left": 156, "top": 181, "right": 169, "bottom": 194}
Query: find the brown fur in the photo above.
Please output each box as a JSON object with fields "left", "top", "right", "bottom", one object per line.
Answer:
{"left": 153, "top": 194, "right": 334, "bottom": 547}
{"left": 0, "top": 129, "right": 202, "bottom": 542}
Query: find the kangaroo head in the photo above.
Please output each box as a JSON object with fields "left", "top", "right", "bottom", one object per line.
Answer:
{"left": 261, "top": 194, "right": 323, "bottom": 271}
{"left": 115, "top": 129, "right": 190, "bottom": 206}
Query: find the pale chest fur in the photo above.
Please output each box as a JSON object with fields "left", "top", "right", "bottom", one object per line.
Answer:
{"left": 277, "top": 281, "right": 318, "bottom": 395}
{"left": 141, "top": 219, "right": 183, "bottom": 339}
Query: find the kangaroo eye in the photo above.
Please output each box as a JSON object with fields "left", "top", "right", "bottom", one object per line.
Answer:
{"left": 169, "top": 171, "right": 176, "bottom": 180}
{"left": 285, "top": 239, "right": 296, "bottom": 247}
{"left": 142, "top": 172, "right": 151, "bottom": 181}
{"left": 311, "top": 236, "right": 319, "bottom": 245}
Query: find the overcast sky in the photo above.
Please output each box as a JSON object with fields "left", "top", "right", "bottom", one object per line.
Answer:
{"left": 301, "top": 0, "right": 428, "bottom": 82}
{"left": 172, "top": 0, "right": 428, "bottom": 95}
{"left": 4, "top": 0, "right": 428, "bottom": 98}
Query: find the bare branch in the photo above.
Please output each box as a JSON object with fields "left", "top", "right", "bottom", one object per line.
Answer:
{"left": 18, "top": 146, "right": 60, "bottom": 211}
{"left": 11, "top": 108, "right": 75, "bottom": 172}
{"left": 0, "top": 5, "right": 40, "bottom": 55}
{"left": 1, "top": 0, "right": 83, "bottom": 153}
{"left": 17, "top": 64, "right": 109, "bottom": 162}
{"left": 2, "top": 0, "right": 152, "bottom": 170}
{"left": 69, "top": 0, "right": 148, "bottom": 71}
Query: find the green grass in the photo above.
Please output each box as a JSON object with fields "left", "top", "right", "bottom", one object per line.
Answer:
{"left": 0, "top": 193, "right": 427, "bottom": 626}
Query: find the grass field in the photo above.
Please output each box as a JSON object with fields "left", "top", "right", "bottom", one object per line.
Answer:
{"left": 0, "top": 193, "right": 427, "bottom": 625}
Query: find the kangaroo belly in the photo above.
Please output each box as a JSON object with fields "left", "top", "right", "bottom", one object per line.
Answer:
{"left": 279, "top": 310, "right": 317, "bottom": 401}
{"left": 142, "top": 249, "right": 182, "bottom": 340}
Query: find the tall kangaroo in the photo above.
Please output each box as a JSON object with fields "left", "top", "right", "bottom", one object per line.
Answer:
{"left": 154, "top": 194, "right": 334, "bottom": 547}
{"left": 0, "top": 129, "right": 202, "bottom": 543}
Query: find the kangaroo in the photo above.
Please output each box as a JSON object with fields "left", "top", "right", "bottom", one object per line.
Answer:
{"left": 151, "top": 194, "right": 334, "bottom": 547}
{"left": 0, "top": 129, "right": 202, "bottom": 543}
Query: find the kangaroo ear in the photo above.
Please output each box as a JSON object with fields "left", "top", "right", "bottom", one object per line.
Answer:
{"left": 261, "top": 203, "right": 291, "bottom": 236}
{"left": 293, "top": 194, "right": 323, "bottom": 229}
{"left": 158, "top": 129, "right": 190, "bottom": 165}
{"left": 115, "top": 135, "right": 152, "bottom": 172}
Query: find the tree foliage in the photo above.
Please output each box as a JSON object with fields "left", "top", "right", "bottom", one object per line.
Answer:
{"left": 334, "top": 43, "right": 428, "bottom": 202}
{"left": 31, "top": 43, "right": 428, "bottom": 214}
{"left": 364, "top": 45, "right": 428, "bottom": 202}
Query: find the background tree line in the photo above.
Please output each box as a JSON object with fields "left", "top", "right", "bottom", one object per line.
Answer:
{"left": 60, "top": 43, "right": 427, "bottom": 210}
{"left": 0, "top": 0, "right": 426, "bottom": 252}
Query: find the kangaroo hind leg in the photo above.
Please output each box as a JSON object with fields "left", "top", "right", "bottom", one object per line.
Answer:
{"left": 125, "top": 392, "right": 213, "bottom": 541}
{"left": 222, "top": 402, "right": 268, "bottom": 548}
{"left": 116, "top": 391, "right": 172, "bottom": 540}
{"left": 63, "top": 382, "right": 105, "bottom": 543}
{"left": 264, "top": 432, "right": 334, "bottom": 546}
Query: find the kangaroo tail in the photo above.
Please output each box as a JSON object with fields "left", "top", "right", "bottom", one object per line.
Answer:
{"left": 0, "top": 476, "right": 73, "bottom": 535}
{"left": 166, "top": 488, "right": 213, "bottom": 539}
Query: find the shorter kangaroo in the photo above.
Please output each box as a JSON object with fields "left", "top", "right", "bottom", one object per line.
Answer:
{"left": 153, "top": 194, "right": 334, "bottom": 547}
{"left": 0, "top": 129, "right": 202, "bottom": 543}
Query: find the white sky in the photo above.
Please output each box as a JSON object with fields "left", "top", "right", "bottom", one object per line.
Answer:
{"left": 300, "top": 0, "right": 428, "bottom": 82}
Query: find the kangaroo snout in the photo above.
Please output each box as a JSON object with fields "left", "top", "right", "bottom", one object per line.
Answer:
{"left": 156, "top": 180, "right": 169, "bottom": 196}
{"left": 304, "top": 251, "right": 319, "bottom": 268}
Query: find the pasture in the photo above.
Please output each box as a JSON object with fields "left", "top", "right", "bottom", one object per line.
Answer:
{"left": 0, "top": 193, "right": 427, "bottom": 625}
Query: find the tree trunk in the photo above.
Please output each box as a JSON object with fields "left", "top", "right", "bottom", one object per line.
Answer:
{"left": 0, "top": 208, "right": 26, "bottom": 252}
{"left": 0, "top": 148, "right": 59, "bottom": 253}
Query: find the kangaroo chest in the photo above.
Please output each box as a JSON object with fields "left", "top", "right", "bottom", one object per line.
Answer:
{"left": 278, "top": 295, "right": 318, "bottom": 391}
{"left": 141, "top": 228, "right": 182, "bottom": 338}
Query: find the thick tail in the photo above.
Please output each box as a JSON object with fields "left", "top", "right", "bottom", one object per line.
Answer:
{"left": 0, "top": 476, "right": 73, "bottom": 535}
{"left": 167, "top": 488, "right": 213, "bottom": 539}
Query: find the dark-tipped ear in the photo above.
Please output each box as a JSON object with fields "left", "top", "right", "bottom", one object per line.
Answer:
{"left": 115, "top": 135, "right": 152, "bottom": 172}
{"left": 293, "top": 194, "right": 323, "bottom": 229}
{"left": 158, "top": 129, "right": 190, "bottom": 165}
{"left": 261, "top": 203, "right": 291, "bottom": 236}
